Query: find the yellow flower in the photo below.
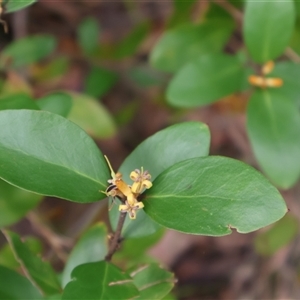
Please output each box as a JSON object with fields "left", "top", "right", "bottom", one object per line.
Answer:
{"left": 119, "top": 200, "right": 144, "bottom": 219}
{"left": 130, "top": 168, "right": 152, "bottom": 194}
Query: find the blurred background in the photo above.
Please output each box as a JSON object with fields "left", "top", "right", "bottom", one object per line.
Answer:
{"left": 1, "top": 1, "right": 300, "bottom": 299}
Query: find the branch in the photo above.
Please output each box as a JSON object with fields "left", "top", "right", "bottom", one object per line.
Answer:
{"left": 105, "top": 212, "right": 127, "bottom": 262}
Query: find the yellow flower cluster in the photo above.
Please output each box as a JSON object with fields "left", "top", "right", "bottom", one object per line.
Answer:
{"left": 103, "top": 156, "right": 152, "bottom": 219}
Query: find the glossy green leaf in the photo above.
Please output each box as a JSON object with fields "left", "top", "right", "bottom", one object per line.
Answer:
{"left": 109, "top": 122, "right": 210, "bottom": 238}
{"left": 37, "top": 92, "right": 72, "bottom": 117}
{"left": 61, "top": 223, "right": 108, "bottom": 287}
{"left": 255, "top": 214, "right": 298, "bottom": 256}
{"left": 62, "top": 261, "right": 139, "bottom": 300}
{"left": 0, "top": 110, "right": 109, "bottom": 202}
{"left": 78, "top": 17, "right": 100, "bottom": 55}
{"left": 5, "top": 0, "right": 36, "bottom": 13}
{"left": 115, "top": 22, "right": 149, "bottom": 58}
{"left": 68, "top": 92, "right": 116, "bottom": 139}
{"left": 143, "top": 156, "right": 287, "bottom": 236}
{"left": 0, "top": 93, "right": 39, "bottom": 110}
{"left": 150, "top": 19, "right": 234, "bottom": 73}
{"left": 0, "top": 265, "right": 42, "bottom": 300}
{"left": 269, "top": 61, "right": 300, "bottom": 107}
{"left": 130, "top": 264, "right": 175, "bottom": 300}
{"left": 243, "top": 0, "right": 295, "bottom": 63}
{"left": 167, "top": 54, "right": 244, "bottom": 107}
{"left": 3, "top": 230, "right": 61, "bottom": 296}
{"left": 0, "top": 179, "right": 42, "bottom": 228}
{"left": 1, "top": 35, "right": 56, "bottom": 68}
{"left": 247, "top": 89, "right": 300, "bottom": 189}
{"left": 84, "top": 66, "right": 118, "bottom": 98}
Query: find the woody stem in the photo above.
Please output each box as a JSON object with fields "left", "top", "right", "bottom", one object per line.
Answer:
{"left": 105, "top": 212, "right": 127, "bottom": 261}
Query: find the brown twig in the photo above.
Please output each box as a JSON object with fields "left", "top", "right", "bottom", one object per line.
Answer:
{"left": 105, "top": 212, "right": 127, "bottom": 262}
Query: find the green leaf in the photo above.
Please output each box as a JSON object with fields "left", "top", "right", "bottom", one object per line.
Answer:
{"left": 5, "top": 0, "right": 36, "bottom": 13}
{"left": 115, "top": 22, "right": 149, "bottom": 59}
{"left": 167, "top": 53, "right": 244, "bottom": 107}
{"left": 61, "top": 223, "right": 108, "bottom": 288}
{"left": 247, "top": 89, "right": 300, "bottom": 189}
{"left": 128, "top": 66, "right": 166, "bottom": 87}
{"left": 37, "top": 92, "right": 73, "bottom": 117}
{"left": 0, "top": 265, "right": 42, "bottom": 300}
{"left": 0, "top": 179, "right": 42, "bottom": 228}
{"left": 67, "top": 92, "right": 116, "bottom": 139}
{"left": 1, "top": 35, "right": 56, "bottom": 68}
{"left": 130, "top": 263, "right": 175, "bottom": 300}
{"left": 289, "top": 18, "right": 300, "bottom": 56}
{"left": 243, "top": 0, "right": 296, "bottom": 63}
{"left": 150, "top": 19, "right": 234, "bottom": 73}
{"left": 167, "top": 0, "right": 197, "bottom": 27}
{"left": 269, "top": 61, "right": 300, "bottom": 107}
{"left": 84, "top": 66, "right": 118, "bottom": 98}
{"left": 0, "top": 110, "right": 109, "bottom": 202}
{"left": 62, "top": 261, "right": 139, "bottom": 300}
{"left": 255, "top": 214, "right": 298, "bottom": 256}
{"left": 2, "top": 230, "right": 61, "bottom": 296}
{"left": 0, "top": 93, "right": 39, "bottom": 110}
{"left": 78, "top": 17, "right": 100, "bottom": 55}
{"left": 143, "top": 156, "right": 287, "bottom": 236}
{"left": 109, "top": 121, "right": 210, "bottom": 238}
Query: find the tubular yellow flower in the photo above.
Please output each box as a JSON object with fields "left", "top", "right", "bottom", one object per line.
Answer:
{"left": 130, "top": 167, "right": 152, "bottom": 194}
{"left": 119, "top": 200, "right": 144, "bottom": 219}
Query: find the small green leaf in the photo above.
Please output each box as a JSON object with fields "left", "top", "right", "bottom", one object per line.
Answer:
{"left": 68, "top": 92, "right": 116, "bottom": 139}
{"left": 62, "top": 261, "right": 139, "bottom": 300}
{"left": 255, "top": 214, "right": 298, "bottom": 256}
{"left": 5, "top": 0, "right": 36, "bottom": 13}
{"left": 144, "top": 156, "right": 287, "bottom": 236}
{"left": 150, "top": 19, "right": 234, "bottom": 73}
{"left": 247, "top": 89, "right": 300, "bottom": 189}
{"left": 167, "top": 53, "right": 244, "bottom": 107}
{"left": 269, "top": 61, "right": 300, "bottom": 107}
{"left": 0, "top": 265, "right": 42, "bottom": 300}
{"left": 109, "top": 122, "right": 210, "bottom": 238}
{"left": 0, "top": 93, "right": 39, "bottom": 110}
{"left": 0, "top": 110, "right": 109, "bottom": 202}
{"left": 2, "top": 230, "right": 61, "bottom": 296}
{"left": 78, "top": 17, "right": 100, "bottom": 55}
{"left": 115, "top": 22, "right": 149, "bottom": 59}
{"left": 0, "top": 179, "right": 42, "bottom": 228}
{"left": 130, "top": 263, "right": 175, "bottom": 300}
{"left": 84, "top": 66, "right": 118, "bottom": 98}
{"left": 37, "top": 92, "right": 73, "bottom": 117}
{"left": 61, "top": 223, "right": 108, "bottom": 288}
{"left": 1, "top": 35, "right": 56, "bottom": 68}
{"left": 167, "top": 0, "right": 197, "bottom": 27}
{"left": 243, "top": 0, "right": 296, "bottom": 63}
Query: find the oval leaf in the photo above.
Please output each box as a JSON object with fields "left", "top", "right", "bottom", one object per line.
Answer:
{"left": 2, "top": 230, "right": 61, "bottom": 296}
{"left": 109, "top": 122, "right": 210, "bottom": 238}
{"left": 1, "top": 35, "right": 56, "bottom": 68}
{"left": 130, "top": 264, "right": 175, "bottom": 300}
{"left": 247, "top": 89, "right": 300, "bottom": 189}
{"left": 143, "top": 156, "right": 287, "bottom": 236}
{"left": 243, "top": 0, "right": 295, "bottom": 63}
{"left": 61, "top": 223, "right": 108, "bottom": 288}
{"left": 0, "top": 110, "right": 109, "bottom": 202}
{"left": 167, "top": 54, "right": 244, "bottom": 107}
{"left": 0, "top": 179, "right": 42, "bottom": 228}
{"left": 78, "top": 17, "right": 100, "bottom": 55}
{"left": 150, "top": 19, "right": 234, "bottom": 73}
{"left": 68, "top": 92, "right": 116, "bottom": 139}
{"left": 0, "top": 265, "right": 42, "bottom": 300}
{"left": 62, "top": 261, "right": 139, "bottom": 300}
